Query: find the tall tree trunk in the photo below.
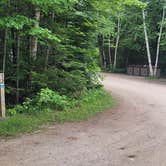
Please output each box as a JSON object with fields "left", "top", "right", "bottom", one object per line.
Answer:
{"left": 154, "top": 7, "right": 165, "bottom": 76}
{"left": 98, "top": 35, "right": 103, "bottom": 67}
{"left": 3, "top": 0, "right": 10, "bottom": 73}
{"left": 102, "top": 35, "right": 107, "bottom": 68}
{"left": 114, "top": 17, "right": 120, "bottom": 69}
{"left": 125, "top": 50, "right": 129, "bottom": 68}
{"left": 44, "top": 46, "right": 50, "bottom": 71}
{"left": 44, "top": 12, "right": 55, "bottom": 71}
{"left": 108, "top": 34, "right": 112, "bottom": 66}
{"left": 3, "top": 29, "right": 8, "bottom": 74}
{"left": 11, "top": 29, "right": 17, "bottom": 64}
{"left": 30, "top": 7, "right": 40, "bottom": 60}
{"left": 16, "top": 33, "right": 20, "bottom": 104}
{"left": 142, "top": 9, "right": 153, "bottom": 76}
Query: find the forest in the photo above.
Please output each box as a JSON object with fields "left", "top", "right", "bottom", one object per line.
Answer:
{"left": 0, "top": 0, "right": 166, "bottom": 135}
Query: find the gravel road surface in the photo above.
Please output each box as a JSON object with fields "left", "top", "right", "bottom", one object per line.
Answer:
{"left": 0, "top": 74, "right": 166, "bottom": 166}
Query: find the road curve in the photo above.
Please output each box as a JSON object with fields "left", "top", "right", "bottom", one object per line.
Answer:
{"left": 0, "top": 73, "right": 166, "bottom": 166}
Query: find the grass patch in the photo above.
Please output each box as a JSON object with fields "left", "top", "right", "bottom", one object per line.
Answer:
{"left": 55, "top": 90, "right": 115, "bottom": 122}
{"left": 147, "top": 76, "right": 158, "bottom": 80}
{"left": 0, "top": 112, "right": 57, "bottom": 137}
{"left": 0, "top": 89, "right": 115, "bottom": 137}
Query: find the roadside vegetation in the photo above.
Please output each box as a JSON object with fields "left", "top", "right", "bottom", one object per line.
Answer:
{"left": 1, "top": 0, "right": 166, "bottom": 137}
{"left": 0, "top": 0, "right": 143, "bottom": 137}
{"left": 0, "top": 88, "right": 115, "bottom": 137}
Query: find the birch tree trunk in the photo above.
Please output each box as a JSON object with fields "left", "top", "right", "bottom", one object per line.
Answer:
{"left": 3, "top": 29, "right": 8, "bottom": 74}
{"left": 30, "top": 7, "right": 40, "bottom": 60}
{"left": 142, "top": 9, "right": 154, "bottom": 76}
{"left": 154, "top": 7, "right": 165, "bottom": 76}
{"left": 114, "top": 17, "right": 120, "bottom": 69}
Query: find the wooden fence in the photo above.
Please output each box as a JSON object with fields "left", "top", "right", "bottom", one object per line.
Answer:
{"left": 127, "top": 65, "right": 160, "bottom": 77}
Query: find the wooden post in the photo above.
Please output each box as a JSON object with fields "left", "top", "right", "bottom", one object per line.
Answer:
{"left": 0, "top": 73, "right": 5, "bottom": 118}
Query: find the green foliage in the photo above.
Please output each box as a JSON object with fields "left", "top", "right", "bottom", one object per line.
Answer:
{"left": 1, "top": 89, "right": 114, "bottom": 137}
{"left": 1, "top": 0, "right": 165, "bottom": 111}
{"left": 0, "top": 112, "right": 57, "bottom": 137}
{"left": 7, "top": 98, "right": 36, "bottom": 115}
{"left": 7, "top": 108, "right": 17, "bottom": 116}
{"left": 37, "top": 88, "right": 76, "bottom": 110}
{"left": 53, "top": 89, "right": 115, "bottom": 122}
{"left": 7, "top": 88, "right": 77, "bottom": 115}
{"left": 29, "top": 27, "right": 61, "bottom": 42}
{"left": 31, "top": 67, "right": 100, "bottom": 98}
{"left": 28, "top": 0, "right": 78, "bottom": 13}
{"left": 99, "top": 0, "right": 166, "bottom": 72}
{"left": 147, "top": 76, "right": 158, "bottom": 80}
{"left": 123, "top": 0, "right": 146, "bottom": 8}
{"left": 0, "top": 15, "right": 34, "bottom": 29}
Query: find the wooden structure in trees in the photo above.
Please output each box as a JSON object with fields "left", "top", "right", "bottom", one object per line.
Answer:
{"left": 127, "top": 65, "right": 160, "bottom": 77}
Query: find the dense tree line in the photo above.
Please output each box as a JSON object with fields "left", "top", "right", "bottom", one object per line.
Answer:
{"left": 101, "top": 0, "right": 166, "bottom": 77}
{"left": 1, "top": 0, "right": 163, "bottom": 107}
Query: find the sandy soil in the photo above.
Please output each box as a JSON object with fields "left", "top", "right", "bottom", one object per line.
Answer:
{"left": 0, "top": 73, "right": 166, "bottom": 166}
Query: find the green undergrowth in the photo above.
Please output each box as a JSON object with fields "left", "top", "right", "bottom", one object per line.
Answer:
{"left": 0, "top": 89, "right": 115, "bottom": 138}
{"left": 147, "top": 76, "right": 158, "bottom": 80}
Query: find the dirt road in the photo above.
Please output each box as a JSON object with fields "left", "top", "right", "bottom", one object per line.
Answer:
{"left": 1, "top": 74, "right": 166, "bottom": 166}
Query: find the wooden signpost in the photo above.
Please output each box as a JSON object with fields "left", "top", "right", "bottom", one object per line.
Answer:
{"left": 0, "top": 73, "right": 5, "bottom": 118}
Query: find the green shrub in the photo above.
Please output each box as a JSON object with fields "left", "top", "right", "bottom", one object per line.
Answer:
{"left": 7, "top": 108, "right": 17, "bottom": 116}
{"left": 7, "top": 99, "right": 37, "bottom": 115}
{"left": 7, "top": 88, "right": 77, "bottom": 116}
{"left": 31, "top": 68, "right": 102, "bottom": 99}
{"left": 37, "top": 88, "right": 76, "bottom": 111}
{"left": 147, "top": 76, "right": 158, "bottom": 80}
{"left": 55, "top": 88, "right": 115, "bottom": 122}
{"left": 31, "top": 69, "right": 87, "bottom": 98}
